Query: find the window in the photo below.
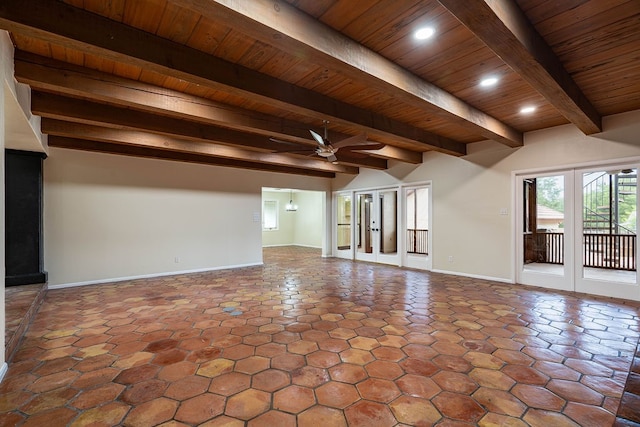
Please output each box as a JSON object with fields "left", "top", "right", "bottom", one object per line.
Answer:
{"left": 262, "top": 200, "right": 278, "bottom": 230}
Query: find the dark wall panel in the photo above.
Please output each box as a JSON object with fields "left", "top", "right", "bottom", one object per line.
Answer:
{"left": 5, "top": 149, "right": 47, "bottom": 286}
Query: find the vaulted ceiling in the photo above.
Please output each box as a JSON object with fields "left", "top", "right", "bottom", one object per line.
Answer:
{"left": 1, "top": 0, "right": 639, "bottom": 178}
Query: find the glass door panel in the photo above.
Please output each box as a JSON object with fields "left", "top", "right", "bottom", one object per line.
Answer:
{"left": 378, "top": 190, "right": 398, "bottom": 264}
{"left": 404, "top": 186, "right": 431, "bottom": 270}
{"left": 334, "top": 192, "right": 353, "bottom": 259}
{"left": 356, "top": 193, "right": 374, "bottom": 258}
{"left": 577, "top": 167, "right": 639, "bottom": 299}
{"left": 355, "top": 189, "right": 400, "bottom": 265}
{"left": 517, "top": 172, "right": 573, "bottom": 291}
{"left": 336, "top": 193, "right": 352, "bottom": 251}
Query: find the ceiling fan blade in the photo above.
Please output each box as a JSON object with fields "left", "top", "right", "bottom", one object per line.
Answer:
{"left": 309, "top": 129, "right": 326, "bottom": 147}
{"left": 331, "top": 132, "right": 368, "bottom": 149}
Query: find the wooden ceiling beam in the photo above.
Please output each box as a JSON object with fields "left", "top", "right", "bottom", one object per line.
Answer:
{"left": 41, "top": 119, "right": 360, "bottom": 175}
{"left": 18, "top": 53, "right": 410, "bottom": 166}
{"left": 48, "top": 136, "right": 337, "bottom": 178}
{"left": 31, "top": 92, "right": 286, "bottom": 151}
{"left": 15, "top": 52, "right": 314, "bottom": 143}
{"left": 172, "top": 0, "right": 521, "bottom": 147}
{"left": 437, "top": 0, "right": 602, "bottom": 134}
{"left": 0, "top": 0, "right": 466, "bottom": 155}
{"left": 31, "top": 92, "right": 388, "bottom": 170}
{"left": 365, "top": 146, "right": 423, "bottom": 164}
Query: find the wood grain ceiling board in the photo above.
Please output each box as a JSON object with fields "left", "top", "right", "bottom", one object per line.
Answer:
{"left": 69, "top": 0, "right": 127, "bottom": 22}
{"left": 519, "top": 0, "right": 640, "bottom": 116}
{"left": 286, "top": 0, "right": 560, "bottom": 134}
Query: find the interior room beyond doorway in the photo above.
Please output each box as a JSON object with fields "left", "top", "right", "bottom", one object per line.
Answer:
{"left": 261, "top": 188, "right": 325, "bottom": 252}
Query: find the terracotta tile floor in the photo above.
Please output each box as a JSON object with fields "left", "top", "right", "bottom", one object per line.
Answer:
{"left": 2, "top": 246, "right": 640, "bottom": 426}
{"left": 4, "top": 283, "right": 46, "bottom": 362}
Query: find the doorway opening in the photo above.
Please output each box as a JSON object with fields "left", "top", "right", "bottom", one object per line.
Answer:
{"left": 261, "top": 188, "right": 326, "bottom": 254}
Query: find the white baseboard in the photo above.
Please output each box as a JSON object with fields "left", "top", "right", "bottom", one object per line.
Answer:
{"left": 431, "top": 268, "right": 514, "bottom": 284}
{"left": 263, "top": 244, "right": 322, "bottom": 249}
{"left": 0, "top": 362, "right": 8, "bottom": 383}
{"left": 47, "top": 262, "right": 264, "bottom": 290}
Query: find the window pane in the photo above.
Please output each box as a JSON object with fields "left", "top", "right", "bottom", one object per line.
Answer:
{"left": 263, "top": 200, "right": 278, "bottom": 230}
{"left": 337, "top": 194, "right": 351, "bottom": 250}
{"left": 406, "top": 187, "right": 429, "bottom": 255}
{"left": 380, "top": 190, "right": 397, "bottom": 254}
{"left": 583, "top": 169, "right": 637, "bottom": 282}
{"left": 523, "top": 175, "right": 565, "bottom": 273}
{"left": 357, "top": 193, "right": 373, "bottom": 254}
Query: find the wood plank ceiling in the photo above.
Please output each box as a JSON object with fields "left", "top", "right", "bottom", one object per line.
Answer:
{"left": 0, "top": 0, "right": 639, "bottom": 178}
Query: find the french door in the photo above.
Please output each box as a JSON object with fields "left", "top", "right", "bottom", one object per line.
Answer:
{"left": 516, "top": 165, "right": 639, "bottom": 300}
{"left": 354, "top": 189, "right": 400, "bottom": 265}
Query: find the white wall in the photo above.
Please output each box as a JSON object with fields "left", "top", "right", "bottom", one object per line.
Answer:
{"left": 44, "top": 149, "right": 330, "bottom": 287}
{"left": 334, "top": 109, "right": 640, "bottom": 282}
{"left": 292, "top": 191, "right": 323, "bottom": 248}
{"left": 261, "top": 190, "right": 323, "bottom": 248}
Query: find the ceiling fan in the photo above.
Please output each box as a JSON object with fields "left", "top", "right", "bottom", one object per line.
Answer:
{"left": 270, "top": 120, "right": 384, "bottom": 163}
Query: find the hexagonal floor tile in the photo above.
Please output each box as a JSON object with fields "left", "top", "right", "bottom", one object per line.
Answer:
{"left": 225, "top": 389, "right": 271, "bottom": 420}
{"left": 316, "top": 382, "right": 360, "bottom": 409}
{"left": 273, "top": 385, "right": 316, "bottom": 413}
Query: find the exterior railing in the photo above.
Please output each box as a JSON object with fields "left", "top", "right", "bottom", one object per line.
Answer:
{"left": 525, "top": 232, "right": 564, "bottom": 265}
{"left": 525, "top": 232, "right": 637, "bottom": 271}
{"left": 407, "top": 229, "right": 428, "bottom": 255}
{"left": 584, "top": 233, "right": 636, "bottom": 270}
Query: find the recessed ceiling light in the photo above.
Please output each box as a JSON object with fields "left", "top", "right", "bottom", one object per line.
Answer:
{"left": 479, "top": 77, "right": 499, "bottom": 87}
{"left": 415, "top": 27, "right": 435, "bottom": 40}
{"left": 520, "top": 106, "right": 536, "bottom": 114}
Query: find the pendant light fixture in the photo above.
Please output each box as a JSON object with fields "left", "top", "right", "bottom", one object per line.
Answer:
{"left": 285, "top": 190, "right": 298, "bottom": 212}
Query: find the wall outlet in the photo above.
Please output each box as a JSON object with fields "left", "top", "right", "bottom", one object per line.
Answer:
{"left": 174, "top": 256, "right": 180, "bottom": 263}
{"left": 448, "top": 255, "right": 454, "bottom": 263}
